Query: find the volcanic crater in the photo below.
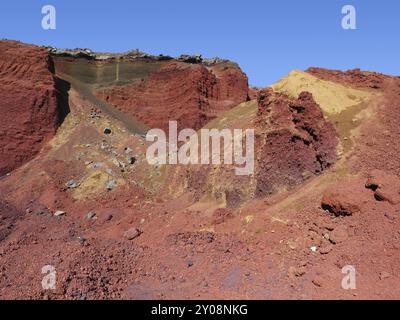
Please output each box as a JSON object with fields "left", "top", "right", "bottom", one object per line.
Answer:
{"left": 1, "top": 40, "right": 400, "bottom": 299}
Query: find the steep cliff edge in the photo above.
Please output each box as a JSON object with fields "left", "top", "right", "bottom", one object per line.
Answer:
{"left": 93, "top": 60, "right": 249, "bottom": 132}
{"left": 0, "top": 40, "right": 69, "bottom": 175}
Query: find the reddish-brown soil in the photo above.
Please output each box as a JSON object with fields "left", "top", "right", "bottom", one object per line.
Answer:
{"left": 1, "top": 41, "right": 400, "bottom": 300}
{"left": 0, "top": 41, "right": 69, "bottom": 176}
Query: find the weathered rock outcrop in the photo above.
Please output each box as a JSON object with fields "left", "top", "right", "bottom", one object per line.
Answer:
{"left": 168, "top": 88, "right": 339, "bottom": 206}
{"left": 255, "top": 89, "right": 338, "bottom": 197}
{"left": 94, "top": 60, "right": 249, "bottom": 132}
{"left": 321, "top": 178, "right": 371, "bottom": 216}
{"left": 0, "top": 40, "right": 69, "bottom": 175}
{"left": 306, "top": 67, "right": 385, "bottom": 90}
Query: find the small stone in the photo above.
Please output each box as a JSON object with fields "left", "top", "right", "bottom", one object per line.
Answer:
{"left": 106, "top": 180, "right": 117, "bottom": 191}
{"left": 100, "top": 141, "right": 108, "bottom": 150}
{"left": 66, "top": 180, "right": 78, "bottom": 189}
{"left": 312, "top": 276, "right": 323, "bottom": 287}
{"left": 288, "top": 266, "right": 306, "bottom": 278}
{"left": 319, "top": 244, "right": 333, "bottom": 255}
{"left": 310, "top": 246, "right": 318, "bottom": 252}
{"left": 324, "top": 224, "right": 335, "bottom": 231}
{"left": 329, "top": 225, "right": 348, "bottom": 244}
{"left": 379, "top": 271, "right": 391, "bottom": 280}
{"left": 128, "top": 156, "right": 136, "bottom": 165}
{"left": 92, "top": 162, "right": 103, "bottom": 169}
{"left": 35, "top": 208, "right": 47, "bottom": 216}
{"left": 54, "top": 210, "right": 66, "bottom": 217}
{"left": 123, "top": 228, "right": 142, "bottom": 240}
{"left": 104, "top": 214, "right": 113, "bottom": 221}
{"left": 86, "top": 211, "right": 96, "bottom": 220}
{"left": 384, "top": 212, "right": 396, "bottom": 221}
{"left": 140, "top": 218, "right": 145, "bottom": 224}
{"left": 321, "top": 178, "right": 368, "bottom": 216}
{"left": 77, "top": 236, "right": 87, "bottom": 245}
{"left": 187, "top": 260, "right": 194, "bottom": 268}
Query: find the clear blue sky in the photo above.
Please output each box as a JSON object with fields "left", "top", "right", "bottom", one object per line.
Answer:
{"left": 1, "top": 0, "right": 399, "bottom": 86}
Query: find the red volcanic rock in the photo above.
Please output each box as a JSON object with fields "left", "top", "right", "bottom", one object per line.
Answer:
{"left": 95, "top": 60, "right": 248, "bottom": 132}
{"left": 255, "top": 89, "right": 338, "bottom": 197}
{"left": 306, "top": 67, "right": 385, "bottom": 90}
{"left": 321, "top": 178, "right": 372, "bottom": 216}
{"left": 0, "top": 40, "right": 69, "bottom": 175}
{"left": 123, "top": 227, "right": 142, "bottom": 240}
{"left": 366, "top": 169, "right": 400, "bottom": 205}
{"left": 211, "top": 208, "right": 234, "bottom": 225}
{"left": 329, "top": 225, "right": 349, "bottom": 244}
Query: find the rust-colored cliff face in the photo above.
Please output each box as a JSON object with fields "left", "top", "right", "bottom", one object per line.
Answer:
{"left": 255, "top": 89, "right": 338, "bottom": 197}
{"left": 94, "top": 60, "right": 249, "bottom": 132}
{"left": 0, "top": 41, "right": 68, "bottom": 175}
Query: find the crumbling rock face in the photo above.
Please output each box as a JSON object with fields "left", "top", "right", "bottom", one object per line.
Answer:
{"left": 175, "top": 88, "right": 339, "bottom": 206}
{"left": 307, "top": 67, "right": 385, "bottom": 90}
{"left": 95, "top": 60, "right": 249, "bottom": 132}
{"left": 255, "top": 89, "right": 338, "bottom": 197}
{"left": 0, "top": 40, "right": 69, "bottom": 175}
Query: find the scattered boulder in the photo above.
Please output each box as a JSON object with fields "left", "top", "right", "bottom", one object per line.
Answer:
{"left": 366, "top": 169, "right": 400, "bottom": 205}
{"left": 66, "top": 180, "right": 78, "bottom": 189}
{"left": 288, "top": 266, "right": 306, "bottom": 279}
{"left": 211, "top": 208, "right": 234, "bottom": 225}
{"left": 319, "top": 244, "right": 334, "bottom": 254}
{"left": 203, "top": 57, "right": 228, "bottom": 66}
{"left": 104, "top": 214, "right": 113, "bottom": 222}
{"left": 103, "top": 128, "right": 112, "bottom": 135}
{"left": 128, "top": 156, "right": 136, "bottom": 165}
{"left": 92, "top": 162, "right": 104, "bottom": 169}
{"left": 123, "top": 227, "right": 142, "bottom": 240}
{"left": 86, "top": 211, "right": 96, "bottom": 220}
{"left": 312, "top": 276, "right": 323, "bottom": 287}
{"left": 35, "top": 208, "right": 52, "bottom": 216}
{"left": 329, "top": 225, "right": 348, "bottom": 244}
{"left": 106, "top": 180, "right": 117, "bottom": 191}
{"left": 321, "top": 178, "right": 371, "bottom": 216}
{"left": 178, "top": 54, "right": 202, "bottom": 64}
{"left": 54, "top": 210, "right": 66, "bottom": 217}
